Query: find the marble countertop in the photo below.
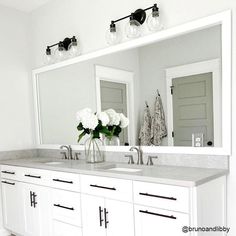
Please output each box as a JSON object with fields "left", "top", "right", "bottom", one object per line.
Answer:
{"left": 0, "top": 157, "right": 228, "bottom": 187}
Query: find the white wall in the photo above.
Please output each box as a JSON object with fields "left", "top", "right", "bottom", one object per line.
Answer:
{"left": 138, "top": 26, "right": 221, "bottom": 145}
{"left": 30, "top": 0, "right": 236, "bottom": 235}
{"left": 0, "top": 5, "right": 34, "bottom": 151}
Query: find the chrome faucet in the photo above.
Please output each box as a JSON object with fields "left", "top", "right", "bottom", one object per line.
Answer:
{"left": 60, "top": 145, "right": 73, "bottom": 160}
{"left": 129, "top": 146, "right": 144, "bottom": 165}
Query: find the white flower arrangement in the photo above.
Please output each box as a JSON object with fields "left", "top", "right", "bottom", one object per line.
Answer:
{"left": 76, "top": 108, "right": 129, "bottom": 142}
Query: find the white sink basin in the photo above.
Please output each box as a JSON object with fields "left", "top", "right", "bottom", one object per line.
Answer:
{"left": 107, "top": 167, "right": 142, "bottom": 172}
{"left": 44, "top": 161, "right": 64, "bottom": 165}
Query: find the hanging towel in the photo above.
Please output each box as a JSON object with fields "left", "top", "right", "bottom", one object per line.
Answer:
{"left": 151, "top": 94, "right": 167, "bottom": 146}
{"left": 139, "top": 104, "right": 152, "bottom": 146}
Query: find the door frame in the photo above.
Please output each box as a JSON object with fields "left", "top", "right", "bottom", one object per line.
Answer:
{"left": 166, "top": 59, "right": 221, "bottom": 146}
{"left": 95, "top": 65, "right": 135, "bottom": 145}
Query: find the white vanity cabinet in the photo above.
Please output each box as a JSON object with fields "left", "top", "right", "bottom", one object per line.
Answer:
{"left": 1, "top": 179, "right": 25, "bottom": 235}
{"left": 0, "top": 164, "right": 227, "bottom": 236}
{"left": 22, "top": 183, "right": 51, "bottom": 236}
{"left": 80, "top": 175, "right": 135, "bottom": 236}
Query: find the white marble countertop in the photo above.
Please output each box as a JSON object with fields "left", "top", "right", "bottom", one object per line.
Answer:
{"left": 0, "top": 157, "right": 228, "bottom": 187}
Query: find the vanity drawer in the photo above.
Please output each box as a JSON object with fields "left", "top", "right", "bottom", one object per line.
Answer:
{"left": 52, "top": 189, "right": 81, "bottom": 227}
{"left": 20, "top": 167, "right": 51, "bottom": 186}
{"left": 80, "top": 174, "right": 133, "bottom": 202}
{"left": 1, "top": 165, "right": 21, "bottom": 180}
{"left": 49, "top": 171, "right": 80, "bottom": 192}
{"left": 133, "top": 181, "right": 189, "bottom": 213}
{"left": 53, "top": 220, "right": 82, "bottom": 236}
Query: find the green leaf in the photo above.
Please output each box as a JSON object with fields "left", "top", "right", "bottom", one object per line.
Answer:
{"left": 77, "top": 130, "right": 87, "bottom": 143}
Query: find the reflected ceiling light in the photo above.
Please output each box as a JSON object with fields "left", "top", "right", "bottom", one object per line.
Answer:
{"left": 147, "top": 4, "right": 163, "bottom": 32}
{"left": 106, "top": 3, "right": 163, "bottom": 45}
{"left": 44, "top": 36, "right": 80, "bottom": 65}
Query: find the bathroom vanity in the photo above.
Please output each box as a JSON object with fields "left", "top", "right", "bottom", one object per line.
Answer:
{"left": 0, "top": 159, "right": 227, "bottom": 236}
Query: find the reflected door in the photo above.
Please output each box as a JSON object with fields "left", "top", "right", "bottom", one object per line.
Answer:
{"left": 172, "top": 72, "right": 214, "bottom": 147}
{"left": 100, "top": 80, "right": 128, "bottom": 145}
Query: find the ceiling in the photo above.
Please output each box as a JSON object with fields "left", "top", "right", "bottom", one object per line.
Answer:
{"left": 0, "top": 0, "right": 52, "bottom": 12}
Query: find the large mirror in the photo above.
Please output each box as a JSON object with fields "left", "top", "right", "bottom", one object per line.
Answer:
{"left": 33, "top": 13, "right": 231, "bottom": 154}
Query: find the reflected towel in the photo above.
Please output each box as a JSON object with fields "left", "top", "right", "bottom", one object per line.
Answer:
{"left": 139, "top": 106, "right": 152, "bottom": 146}
{"left": 151, "top": 95, "right": 167, "bottom": 146}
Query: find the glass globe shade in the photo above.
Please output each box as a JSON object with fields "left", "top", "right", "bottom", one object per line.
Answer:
{"left": 54, "top": 46, "right": 67, "bottom": 62}
{"left": 68, "top": 41, "right": 81, "bottom": 57}
{"left": 106, "top": 26, "right": 121, "bottom": 45}
{"left": 43, "top": 54, "right": 54, "bottom": 65}
{"left": 147, "top": 11, "right": 163, "bottom": 32}
{"left": 125, "top": 19, "right": 141, "bottom": 39}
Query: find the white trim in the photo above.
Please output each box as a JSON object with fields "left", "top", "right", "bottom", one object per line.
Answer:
{"left": 95, "top": 65, "right": 135, "bottom": 145}
{"left": 32, "top": 10, "right": 232, "bottom": 156}
{"left": 166, "top": 59, "right": 221, "bottom": 147}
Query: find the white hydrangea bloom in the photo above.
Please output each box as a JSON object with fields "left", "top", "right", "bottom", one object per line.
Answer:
{"left": 81, "top": 113, "right": 98, "bottom": 130}
{"left": 105, "top": 109, "right": 120, "bottom": 126}
{"left": 97, "top": 112, "right": 110, "bottom": 126}
{"left": 76, "top": 108, "right": 92, "bottom": 123}
{"left": 119, "top": 113, "right": 129, "bottom": 128}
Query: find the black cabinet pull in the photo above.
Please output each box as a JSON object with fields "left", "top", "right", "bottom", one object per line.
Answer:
{"left": 139, "top": 192, "right": 177, "bottom": 201}
{"left": 54, "top": 204, "right": 74, "bottom": 211}
{"left": 25, "top": 174, "right": 41, "bottom": 179}
{"left": 30, "top": 191, "right": 33, "bottom": 207}
{"left": 1, "top": 171, "right": 15, "bottom": 175}
{"left": 53, "top": 178, "right": 73, "bottom": 184}
{"left": 90, "top": 184, "right": 116, "bottom": 191}
{"left": 139, "top": 210, "right": 177, "bottom": 219}
{"left": 99, "top": 206, "right": 104, "bottom": 227}
{"left": 1, "top": 181, "right": 15, "bottom": 185}
{"left": 104, "top": 208, "right": 109, "bottom": 228}
{"left": 33, "top": 193, "right": 37, "bottom": 208}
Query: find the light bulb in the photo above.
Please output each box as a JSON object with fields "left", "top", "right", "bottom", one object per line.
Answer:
{"left": 125, "top": 14, "right": 141, "bottom": 39}
{"left": 147, "top": 5, "right": 163, "bottom": 32}
{"left": 43, "top": 47, "right": 54, "bottom": 65}
{"left": 106, "top": 22, "right": 121, "bottom": 45}
{"left": 68, "top": 36, "right": 81, "bottom": 57}
{"left": 54, "top": 42, "right": 67, "bottom": 62}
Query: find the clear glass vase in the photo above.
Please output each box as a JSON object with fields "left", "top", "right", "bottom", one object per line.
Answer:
{"left": 104, "top": 136, "right": 120, "bottom": 146}
{"left": 84, "top": 136, "right": 105, "bottom": 163}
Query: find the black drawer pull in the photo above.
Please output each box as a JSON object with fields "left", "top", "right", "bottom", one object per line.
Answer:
{"left": 54, "top": 204, "right": 74, "bottom": 211}
{"left": 1, "top": 181, "right": 15, "bottom": 185}
{"left": 139, "top": 210, "right": 177, "bottom": 219}
{"left": 25, "top": 174, "right": 41, "bottom": 179}
{"left": 1, "top": 171, "right": 15, "bottom": 175}
{"left": 53, "top": 178, "right": 73, "bottom": 184}
{"left": 139, "top": 192, "right": 177, "bottom": 201}
{"left": 90, "top": 184, "right": 116, "bottom": 191}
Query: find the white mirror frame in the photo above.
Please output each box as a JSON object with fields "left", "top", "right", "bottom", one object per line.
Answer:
{"left": 32, "top": 10, "right": 232, "bottom": 156}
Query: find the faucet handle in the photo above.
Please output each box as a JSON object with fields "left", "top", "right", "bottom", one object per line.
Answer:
{"left": 74, "top": 152, "right": 81, "bottom": 160}
{"left": 146, "top": 156, "right": 158, "bottom": 166}
{"left": 125, "top": 154, "right": 134, "bottom": 164}
{"left": 60, "top": 151, "right": 68, "bottom": 160}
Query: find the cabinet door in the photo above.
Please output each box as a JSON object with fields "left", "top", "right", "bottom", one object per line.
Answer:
{"left": 81, "top": 194, "right": 106, "bottom": 236}
{"left": 135, "top": 205, "right": 189, "bottom": 236}
{"left": 1, "top": 179, "right": 24, "bottom": 235}
{"left": 52, "top": 220, "right": 82, "bottom": 236}
{"left": 22, "top": 183, "right": 51, "bottom": 236}
{"left": 105, "top": 199, "right": 134, "bottom": 236}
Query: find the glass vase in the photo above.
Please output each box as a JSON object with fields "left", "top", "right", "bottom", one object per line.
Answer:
{"left": 104, "top": 136, "right": 120, "bottom": 146}
{"left": 84, "top": 136, "right": 105, "bottom": 163}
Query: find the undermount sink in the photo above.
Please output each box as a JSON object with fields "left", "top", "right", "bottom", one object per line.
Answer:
{"left": 108, "top": 167, "right": 142, "bottom": 172}
{"left": 44, "top": 161, "right": 64, "bottom": 165}
{"left": 97, "top": 164, "right": 142, "bottom": 173}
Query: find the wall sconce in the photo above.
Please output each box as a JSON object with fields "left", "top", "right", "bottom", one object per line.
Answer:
{"left": 44, "top": 36, "right": 80, "bottom": 65}
{"left": 106, "top": 3, "right": 163, "bottom": 45}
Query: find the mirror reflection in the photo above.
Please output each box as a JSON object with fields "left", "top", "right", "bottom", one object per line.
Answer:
{"left": 37, "top": 25, "right": 222, "bottom": 147}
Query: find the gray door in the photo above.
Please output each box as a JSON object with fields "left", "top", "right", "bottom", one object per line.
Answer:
{"left": 100, "top": 80, "right": 128, "bottom": 145}
{"left": 172, "top": 72, "right": 214, "bottom": 147}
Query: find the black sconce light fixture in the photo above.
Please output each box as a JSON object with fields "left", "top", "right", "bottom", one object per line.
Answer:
{"left": 44, "top": 36, "right": 80, "bottom": 65}
{"left": 106, "top": 3, "right": 163, "bottom": 45}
